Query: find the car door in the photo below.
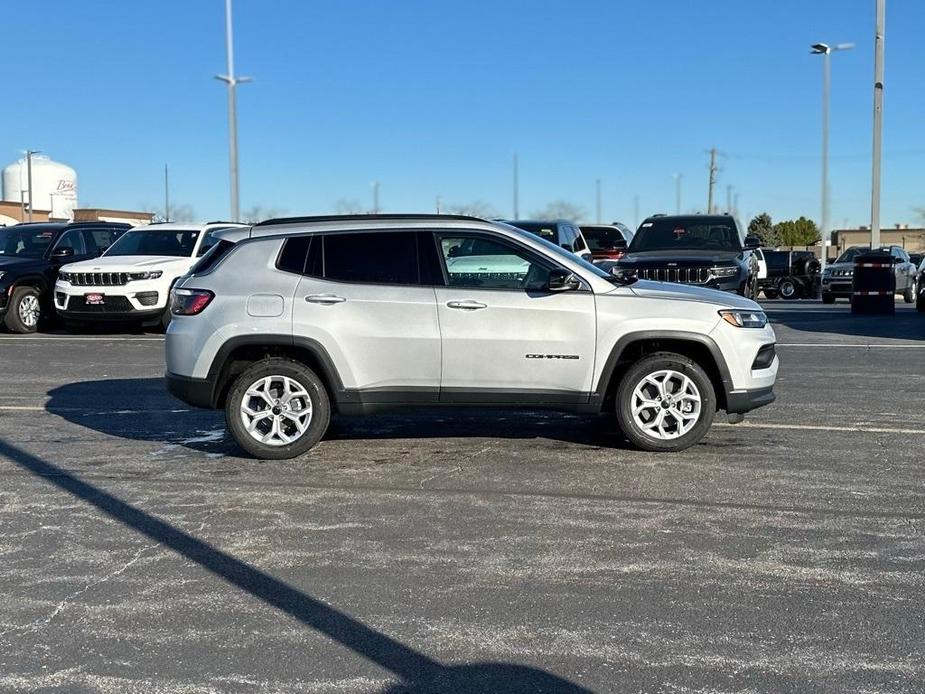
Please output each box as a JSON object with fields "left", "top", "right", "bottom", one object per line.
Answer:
{"left": 890, "top": 247, "right": 912, "bottom": 290}
{"left": 291, "top": 230, "right": 441, "bottom": 401}
{"left": 433, "top": 231, "right": 596, "bottom": 404}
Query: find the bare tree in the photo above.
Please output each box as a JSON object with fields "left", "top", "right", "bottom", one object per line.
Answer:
{"left": 241, "top": 206, "right": 287, "bottom": 224}
{"left": 333, "top": 199, "right": 364, "bottom": 215}
{"left": 530, "top": 200, "right": 586, "bottom": 222}
{"left": 140, "top": 203, "right": 195, "bottom": 223}
{"left": 445, "top": 200, "right": 500, "bottom": 218}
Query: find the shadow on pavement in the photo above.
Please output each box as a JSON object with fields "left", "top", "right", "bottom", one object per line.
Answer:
{"left": 46, "top": 378, "right": 626, "bottom": 454}
{"left": 0, "top": 437, "right": 591, "bottom": 693}
{"left": 763, "top": 302, "right": 924, "bottom": 342}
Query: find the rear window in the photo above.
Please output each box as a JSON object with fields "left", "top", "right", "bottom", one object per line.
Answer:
{"left": 189, "top": 240, "right": 235, "bottom": 275}
{"left": 322, "top": 232, "right": 419, "bottom": 285}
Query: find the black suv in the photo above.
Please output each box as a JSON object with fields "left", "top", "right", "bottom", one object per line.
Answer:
{"left": 615, "top": 214, "right": 761, "bottom": 297}
{"left": 0, "top": 221, "right": 131, "bottom": 333}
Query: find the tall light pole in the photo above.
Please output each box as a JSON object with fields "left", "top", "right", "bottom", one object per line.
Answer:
{"left": 870, "top": 0, "right": 885, "bottom": 249}
{"left": 25, "top": 150, "right": 39, "bottom": 222}
{"left": 672, "top": 173, "right": 682, "bottom": 215}
{"left": 215, "top": 0, "right": 252, "bottom": 222}
{"left": 811, "top": 41, "right": 854, "bottom": 273}
{"left": 371, "top": 181, "right": 380, "bottom": 214}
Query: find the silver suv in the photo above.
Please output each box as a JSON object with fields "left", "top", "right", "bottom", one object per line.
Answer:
{"left": 165, "top": 215, "right": 778, "bottom": 458}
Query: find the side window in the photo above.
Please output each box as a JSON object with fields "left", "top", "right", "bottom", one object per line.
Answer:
{"left": 323, "top": 232, "right": 419, "bottom": 285}
{"left": 83, "top": 229, "right": 113, "bottom": 253}
{"left": 54, "top": 229, "right": 87, "bottom": 255}
{"left": 277, "top": 236, "right": 311, "bottom": 274}
{"left": 438, "top": 234, "right": 552, "bottom": 291}
{"left": 558, "top": 225, "right": 575, "bottom": 252}
{"left": 571, "top": 226, "right": 587, "bottom": 252}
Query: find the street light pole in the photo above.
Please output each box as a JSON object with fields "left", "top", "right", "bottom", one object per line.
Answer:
{"left": 25, "top": 150, "right": 37, "bottom": 222}
{"left": 215, "top": 0, "right": 252, "bottom": 222}
{"left": 811, "top": 41, "right": 853, "bottom": 273}
{"left": 870, "top": 0, "right": 885, "bottom": 249}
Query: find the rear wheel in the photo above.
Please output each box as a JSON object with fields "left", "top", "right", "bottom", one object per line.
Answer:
{"left": 614, "top": 352, "right": 716, "bottom": 452}
{"left": 778, "top": 278, "right": 799, "bottom": 300}
{"left": 4, "top": 286, "right": 42, "bottom": 334}
{"left": 903, "top": 279, "right": 916, "bottom": 304}
{"left": 225, "top": 358, "right": 331, "bottom": 459}
{"left": 762, "top": 287, "right": 779, "bottom": 300}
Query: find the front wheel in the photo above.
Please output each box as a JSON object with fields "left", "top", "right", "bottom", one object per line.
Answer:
{"left": 614, "top": 352, "right": 716, "bottom": 452}
{"left": 903, "top": 279, "right": 916, "bottom": 304}
{"left": 4, "top": 286, "right": 42, "bottom": 334}
{"left": 778, "top": 278, "right": 799, "bottom": 300}
{"left": 225, "top": 358, "right": 331, "bottom": 459}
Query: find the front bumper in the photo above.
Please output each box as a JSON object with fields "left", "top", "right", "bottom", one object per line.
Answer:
{"left": 726, "top": 386, "right": 776, "bottom": 414}
{"left": 821, "top": 278, "right": 853, "bottom": 296}
{"left": 54, "top": 280, "right": 168, "bottom": 321}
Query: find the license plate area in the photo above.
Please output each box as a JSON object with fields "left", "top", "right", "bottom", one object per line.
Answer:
{"left": 85, "top": 293, "right": 105, "bottom": 305}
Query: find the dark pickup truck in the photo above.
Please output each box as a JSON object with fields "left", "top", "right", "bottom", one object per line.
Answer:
{"left": 759, "top": 250, "right": 820, "bottom": 300}
{"left": 614, "top": 214, "right": 761, "bottom": 298}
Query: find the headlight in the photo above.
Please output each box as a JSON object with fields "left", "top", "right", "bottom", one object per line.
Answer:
{"left": 59, "top": 271, "right": 71, "bottom": 282}
{"left": 719, "top": 309, "right": 768, "bottom": 328}
{"left": 710, "top": 266, "right": 738, "bottom": 278}
{"left": 129, "top": 271, "right": 163, "bottom": 280}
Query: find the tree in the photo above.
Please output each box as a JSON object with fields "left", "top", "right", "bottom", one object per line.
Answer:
{"left": 241, "top": 205, "right": 286, "bottom": 223}
{"left": 530, "top": 200, "right": 586, "bottom": 222}
{"left": 445, "top": 200, "right": 500, "bottom": 218}
{"left": 747, "top": 212, "right": 781, "bottom": 247}
{"left": 141, "top": 203, "right": 195, "bottom": 223}
{"left": 773, "top": 216, "right": 820, "bottom": 246}
{"left": 333, "top": 199, "right": 363, "bottom": 215}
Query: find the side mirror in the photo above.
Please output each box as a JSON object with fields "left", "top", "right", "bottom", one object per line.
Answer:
{"left": 744, "top": 235, "right": 761, "bottom": 249}
{"left": 52, "top": 246, "right": 74, "bottom": 258}
{"left": 547, "top": 269, "right": 581, "bottom": 292}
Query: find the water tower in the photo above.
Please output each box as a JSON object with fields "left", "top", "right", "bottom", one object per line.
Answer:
{"left": 2, "top": 154, "right": 78, "bottom": 220}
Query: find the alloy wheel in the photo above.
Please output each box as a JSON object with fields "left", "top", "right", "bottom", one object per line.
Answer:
{"left": 631, "top": 369, "right": 702, "bottom": 440}
{"left": 239, "top": 375, "right": 313, "bottom": 446}
{"left": 18, "top": 294, "right": 40, "bottom": 328}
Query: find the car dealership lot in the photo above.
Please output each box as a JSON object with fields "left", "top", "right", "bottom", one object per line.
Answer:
{"left": 0, "top": 302, "right": 923, "bottom": 692}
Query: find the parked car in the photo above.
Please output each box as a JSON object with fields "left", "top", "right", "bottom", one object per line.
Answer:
{"left": 916, "top": 259, "right": 925, "bottom": 313}
{"left": 613, "top": 214, "right": 761, "bottom": 298}
{"left": 579, "top": 222, "right": 634, "bottom": 262}
{"left": 502, "top": 220, "right": 593, "bottom": 262}
{"left": 165, "top": 213, "right": 778, "bottom": 458}
{"left": 0, "top": 221, "right": 130, "bottom": 333}
{"left": 759, "top": 250, "right": 820, "bottom": 300}
{"left": 908, "top": 252, "right": 923, "bottom": 269}
{"left": 55, "top": 221, "right": 245, "bottom": 328}
{"left": 821, "top": 245, "right": 917, "bottom": 304}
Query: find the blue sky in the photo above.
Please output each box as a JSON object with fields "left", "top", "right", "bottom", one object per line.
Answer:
{"left": 3, "top": 0, "right": 923, "bottom": 228}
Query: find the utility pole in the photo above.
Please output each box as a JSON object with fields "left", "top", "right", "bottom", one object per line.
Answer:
{"left": 215, "top": 0, "right": 252, "bottom": 222}
{"left": 513, "top": 152, "right": 519, "bottom": 218}
{"left": 435, "top": 195, "right": 441, "bottom": 214}
{"left": 706, "top": 148, "right": 719, "bottom": 213}
{"left": 734, "top": 192, "right": 740, "bottom": 220}
{"left": 672, "top": 173, "right": 682, "bottom": 215}
{"left": 25, "top": 150, "right": 38, "bottom": 222}
{"left": 870, "top": 0, "right": 885, "bottom": 249}
{"left": 164, "top": 164, "right": 170, "bottom": 222}
{"left": 372, "top": 181, "right": 380, "bottom": 214}
{"left": 595, "top": 178, "right": 602, "bottom": 223}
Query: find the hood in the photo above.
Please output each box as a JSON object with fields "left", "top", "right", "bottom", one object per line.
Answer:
{"left": 0, "top": 255, "right": 46, "bottom": 272}
{"left": 628, "top": 279, "right": 760, "bottom": 310}
{"left": 824, "top": 261, "right": 854, "bottom": 272}
{"left": 618, "top": 249, "right": 743, "bottom": 266}
{"left": 62, "top": 255, "right": 193, "bottom": 273}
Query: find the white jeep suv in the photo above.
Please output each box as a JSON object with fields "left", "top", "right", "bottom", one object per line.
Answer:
{"left": 165, "top": 214, "right": 778, "bottom": 458}
{"left": 55, "top": 222, "right": 244, "bottom": 327}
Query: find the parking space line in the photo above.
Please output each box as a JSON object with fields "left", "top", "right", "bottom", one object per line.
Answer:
{"left": 0, "top": 406, "right": 190, "bottom": 413}
{"left": 717, "top": 421, "right": 925, "bottom": 435}
{"left": 777, "top": 343, "right": 925, "bottom": 348}
{"left": 0, "top": 336, "right": 164, "bottom": 342}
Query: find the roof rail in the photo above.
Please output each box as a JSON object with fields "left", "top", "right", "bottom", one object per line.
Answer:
{"left": 253, "top": 213, "right": 487, "bottom": 227}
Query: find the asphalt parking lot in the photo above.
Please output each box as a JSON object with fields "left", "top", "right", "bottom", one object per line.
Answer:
{"left": 1, "top": 301, "right": 923, "bottom": 693}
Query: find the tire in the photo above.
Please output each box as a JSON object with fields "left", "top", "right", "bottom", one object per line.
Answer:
{"left": 225, "top": 358, "right": 331, "bottom": 460}
{"left": 778, "top": 278, "right": 799, "bottom": 301}
{"left": 4, "top": 286, "right": 42, "bottom": 334}
{"left": 614, "top": 352, "right": 716, "bottom": 453}
{"left": 903, "top": 279, "right": 916, "bottom": 304}
{"left": 917, "top": 289, "right": 925, "bottom": 313}
{"left": 159, "top": 307, "right": 172, "bottom": 331}
{"left": 762, "top": 288, "right": 779, "bottom": 300}
{"left": 821, "top": 292, "right": 836, "bottom": 304}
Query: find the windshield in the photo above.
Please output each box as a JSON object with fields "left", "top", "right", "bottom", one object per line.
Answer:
{"left": 497, "top": 223, "right": 615, "bottom": 281}
{"left": 0, "top": 225, "right": 58, "bottom": 258}
{"left": 581, "top": 226, "right": 625, "bottom": 250}
{"left": 835, "top": 247, "right": 883, "bottom": 264}
{"left": 629, "top": 219, "right": 742, "bottom": 252}
{"left": 105, "top": 229, "right": 200, "bottom": 257}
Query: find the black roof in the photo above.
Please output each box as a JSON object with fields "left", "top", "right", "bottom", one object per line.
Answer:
{"left": 254, "top": 213, "right": 487, "bottom": 228}
{"left": 641, "top": 214, "right": 734, "bottom": 224}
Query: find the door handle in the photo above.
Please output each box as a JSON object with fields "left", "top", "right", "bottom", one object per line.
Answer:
{"left": 446, "top": 300, "right": 487, "bottom": 310}
{"left": 305, "top": 294, "right": 346, "bottom": 305}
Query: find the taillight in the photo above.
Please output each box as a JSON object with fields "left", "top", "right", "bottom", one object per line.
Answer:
{"left": 171, "top": 288, "right": 214, "bottom": 315}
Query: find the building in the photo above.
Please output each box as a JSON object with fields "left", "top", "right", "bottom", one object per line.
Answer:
{"left": 1, "top": 154, "right": 77, "bottom": 220}
{"left": 832, "top": 225, "right": 925, "bottom": 255}
{"left": 0, "top": 200, "right": 50, "bottom": 225}
{"left": 73, "top": 208, "right": 154, "bottom": 226}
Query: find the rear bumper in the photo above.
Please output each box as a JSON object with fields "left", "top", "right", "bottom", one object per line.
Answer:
{"left": 166, "top": 372, "right": 215, "bottom": 409}
{"left": 725, "top": 386, "right": 775, "bottom": 414}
